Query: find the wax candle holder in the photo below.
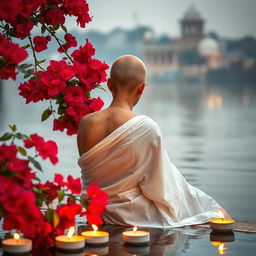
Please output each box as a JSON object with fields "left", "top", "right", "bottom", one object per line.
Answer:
{"left": 122, "top": 227, "right": 150, "bottom": 245}
{"left": 81, "top": 225, "right": 109, "bottom": 245}
{"left": 55, "top": 227, "right": 85, "bottom": 251}
{"left": 2, "top": 233, "right": 32, "bottom": 254}
{"left": 210, "top": 211, "right": 235, "bottom": 232}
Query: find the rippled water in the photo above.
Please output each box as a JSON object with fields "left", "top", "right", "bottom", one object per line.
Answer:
{"left": 0, "top": 81, "right": 256, "bottom": 223}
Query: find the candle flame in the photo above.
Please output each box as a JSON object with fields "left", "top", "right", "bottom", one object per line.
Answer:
{"left": 218, "top": 243, "right": 227, "bottom": 255}
{"left": 133, "top": 226, "right": 137, "bottom": 233}
{"left": 92, "top": 224, "right": 98, "bottom": 233}
{"left": 13, "top": 233, "right": 20, "bottom": 240}
{"left": 67, "top": 226, "right": 75, "bottom": 239}
{"left": 218, "top": 210, "right": 224, "bottom": 220}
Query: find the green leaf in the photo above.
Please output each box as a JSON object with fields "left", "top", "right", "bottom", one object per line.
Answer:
{"left": 57, "top": 105, "right": 66, "bottom": 115}
{"left": 24, "top": 68, "right": 34, "bottom": 79}
{"left": 61, "top": 25, "right": 68, "bottom": 33}
{"left": 41, "top": 24, "right": 46, "bottom": 34}
{"left": 57, "top": 190, "right": 64, "bottom": 202}
{"left": 8, "top": 124, "right": 17, "bottom": 132}
{"left": 41, "top": 108, "right": 52, "bottom": 122}
{"left": 53, "top": 24, "right": 60, "bottom": 31}
{"left": 36, "top": 59, "right": 46, "bottom": 64}
{"left": 81, "top": 198, "right": 89, "bottom": 208}
{"left": 2, "top": 170, "right": 19, "bottom": 178}
{"left": 19, "top": 63, "right": 32, "bottom": 70}
{"left": 46, "top": 208, "right": 53, "bottom": 222}
{"left": 0, "top": 132, "right": 13, "bottom": 141}
{"left": 22, "top": 44, "right": 30, "bottom": 49}
{"left": 15, "top": 132, "right": 23, "bottom": 139}
{"left": 30, "top": 158, "right": 43, "bottom": 172}
{"left": 17, "top": 146, "right": 27, "bottom": 156}
{"left": 69, "top": 195, "right": 76, "bottom": 203}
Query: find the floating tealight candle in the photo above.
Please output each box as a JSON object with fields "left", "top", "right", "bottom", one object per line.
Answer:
{"left": 55, "top": 226, "right": 85, "bottom": 251}
{"left": 81, "top": 225, "right": 109, "bottom": 245}
{"left": 2, "top": 232, "right": 32, "bottom": 253}
{"left": 122, "top": 226, "right": 150, "bottom": 245}
{"left": 210, "top": 210, "right": 235, "bottom": 232}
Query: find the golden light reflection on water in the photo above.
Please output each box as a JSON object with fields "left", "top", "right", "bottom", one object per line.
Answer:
{"left": 212, "top": 241, "right": 228, "bottom": 255}
{"left": 208, "top": 94, "right": 223, "bottom": 108}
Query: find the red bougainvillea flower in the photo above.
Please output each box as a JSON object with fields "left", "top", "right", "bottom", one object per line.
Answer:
{"left": 66, "top": 175, "right": 82, "bottom": 194}
{"left": 35, "top": 181, "right": 60, "bottom": 202}
{"left": 12, "top": 17, "right": 34, "bottom": 40}
{"left": 23, "top": 134, "right": 58, "bottom": 164}
{"left": 86, "top": 97, "right": 104, "bottom": 112}
{"left": 82, "top": 211, "right": 104, "bottom": 225}
{"left": 40, "top": 7, "right": 65, "bottom": 26}
{"left": 0, "top": 178, "right": 44, "bottom": 238}
{"left": 86, "top": 183, "right": 108, "bottom": 207}
{"left": 0, "top": 0, "right": 22, "bottom": 22}
{"left": 20, "top": 0, "right": 41, "bottom": 18}
{"left": 18, "top": 78, "right": 50, "bottom": 103}
{"left": 53, "top": 116, "right": 78, "bottom": 136}
{"left": 71, "top": 39, "right": 95, "bottom": 63}
{"left": 64, "top": 86, "right": 86, "bottom": 103}
{"left": 23, "top": 133, "right": 45, "bottom": 149}
{"left": 37, "top": 140, "right": 58, "bottom": 165}
{"left": 54, "top": 173, "right": 66, "bottom": 187}
{"left": 63, "top": 0, "right": 92, "bottom": 28}
{"left": 33, "top": 36, "right": 51, "bottom": 53}
{"left": 0, "top": 64, "right": 17, "bottom": 80}
{"left": 47, "top": 60, "right": 75, "bottom": 81}
{"left": 0, "top": 144, "right": 17, "bottom": 163}
{"left": 58, "top": 33, "right": 77, "bottom": 53}
{"left": 56, "top": 201, "right": 82, "bottom": 234}
{"left": 0, "top": 34, "right": 28, "bottom": 80}
{"left": 40, "top": 73, "right": 67, "bottom": 97}
{"left": 66, "top": 102, "right": 90, "bottom": 122}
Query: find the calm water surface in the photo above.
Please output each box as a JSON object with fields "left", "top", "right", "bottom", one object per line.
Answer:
{"left": 0, "top": 81, "right": 256, "bottom": 255}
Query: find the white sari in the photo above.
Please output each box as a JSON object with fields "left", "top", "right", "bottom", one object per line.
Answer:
{"left": 78, "top": 115, "right": 230, "bottom": 228}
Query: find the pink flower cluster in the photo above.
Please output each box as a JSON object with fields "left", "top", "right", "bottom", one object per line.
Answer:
{"left": 19, "top": 40, "right": 108, "bottom": 135}
{"left": 0, "top": 34, "right": 28, "bottom": 80}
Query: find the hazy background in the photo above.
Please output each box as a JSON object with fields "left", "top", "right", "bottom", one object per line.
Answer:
{"left": 70, "top": 0, "right": 256, "bottom": 38}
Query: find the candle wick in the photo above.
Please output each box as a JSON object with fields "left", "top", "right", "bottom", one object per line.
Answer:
{"left": 222, "top": 217, "right": 224, "bottom": 221}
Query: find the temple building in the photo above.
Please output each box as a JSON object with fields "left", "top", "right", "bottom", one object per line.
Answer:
{"left": 143, "top": 5, "right": 224, "bottom": 80}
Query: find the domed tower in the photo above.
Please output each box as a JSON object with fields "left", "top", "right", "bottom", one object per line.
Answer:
{"left": 180, "top": 5, "right": 204, "bottom": 39}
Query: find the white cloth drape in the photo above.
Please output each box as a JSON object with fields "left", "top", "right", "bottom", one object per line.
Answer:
{"left": 78, "top": 115, "right": 230, "bottom": 228}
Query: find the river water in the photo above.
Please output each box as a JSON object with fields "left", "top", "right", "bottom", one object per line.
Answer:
{"left": 0, "top": 80, "right": 256, "bottom": 224}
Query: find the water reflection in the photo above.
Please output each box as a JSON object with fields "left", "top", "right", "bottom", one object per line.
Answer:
{"left": 0, "top": 81, "right": 256, "bottom": 222}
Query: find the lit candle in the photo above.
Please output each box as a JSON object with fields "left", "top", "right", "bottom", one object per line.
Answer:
{"left": 55, "top": 226, "right": 85, "bottom": 250}
{"left": 122, "top": 226, "right": 150, "bottom": 245}
{"left": 210, "top": 210, "right": 235, "bottom": 232}
{"left": 81, "top": 224, "right": 109, "bottom": 245}
{"left": 2, "top": 232, "right": 32, "bottom": 253}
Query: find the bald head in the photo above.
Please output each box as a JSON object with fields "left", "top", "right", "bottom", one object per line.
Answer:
{"left": 110, "top": 55, "right": 147, "bottom": 91}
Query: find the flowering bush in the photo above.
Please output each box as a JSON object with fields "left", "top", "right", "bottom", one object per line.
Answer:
{"left": 0, "top": 0, "right": 109, "bottom": 135}
{"left": 0, "top": 125, "right": 108, "bottom": 251}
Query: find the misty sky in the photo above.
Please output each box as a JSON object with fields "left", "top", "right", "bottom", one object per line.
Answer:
{"left": 69, "top": 0, "right": 256, "bottom": 38}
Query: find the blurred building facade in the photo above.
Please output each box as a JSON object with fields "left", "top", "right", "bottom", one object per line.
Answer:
{"left": 143, "top": 5, "right": 255, "bottom": 82}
